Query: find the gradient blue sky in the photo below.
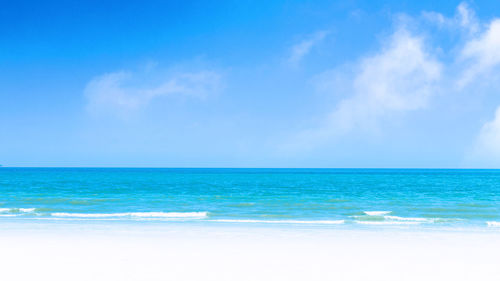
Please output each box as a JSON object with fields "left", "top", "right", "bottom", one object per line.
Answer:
{"left": 2, "top": 0, "right": 500, "bottom": 167}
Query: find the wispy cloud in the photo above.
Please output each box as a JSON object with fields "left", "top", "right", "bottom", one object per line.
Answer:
{"left": 422, "top": 2, "right": 479, "bottom": 34}
{"left": 469, "top": 106, "right": 500, "bottom": 166}
{"left": 288, "top": 30, "right": 329, "bottom": 66}
{"left": 284, "top": 2, "right": 500, "bottom": 167}
{"left": 458, "top": 19, "right": 500, "bottom": 88}
{"left": 421, "top": 2, "right": 500, "bottom": 165}
{"left": 462, "top": 18, "right": 500, "bottom": 164}
{"left": 85, "top": 67, "right": 222, "bottom": 117}
{"left": 287, "top": 27, "right": 441, "bottom": 150}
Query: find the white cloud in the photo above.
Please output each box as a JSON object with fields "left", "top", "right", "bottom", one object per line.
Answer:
{"left": 285, "top": 2, "right": 500, "bottom": 166}
{"left": 470, "top": 106, "right": 500, "bottom": 165}
{"left": 289, "top": 28, "right": 441, "bottom": 149}
{"left": 456, "top": 2, "right": 479, "bottom": 33}
{"left": 422, "top": 2, "right": 478, "bottom": 34}
{"left": 462, "top": 18, "right": 500, "bottom": 164}
{"left": 288, "top": 31, "right": 329, "bottom": 66}
{"left": 85, "top": 69, "right": 222, "bottom": 116}
{"left": 420, "top": 3, "right": 500, "bottom": 165}
{"left": 458, "top": 19, "right": 500, "bottom": 88}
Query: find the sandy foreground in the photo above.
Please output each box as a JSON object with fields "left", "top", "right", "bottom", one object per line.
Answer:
{"left": 1, "top": 223, "right": 499, "bottom": 281}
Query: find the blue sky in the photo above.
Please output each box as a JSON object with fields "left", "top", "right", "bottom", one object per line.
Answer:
{"left": 2, "top": 0, "right": 500, "bottom": 167}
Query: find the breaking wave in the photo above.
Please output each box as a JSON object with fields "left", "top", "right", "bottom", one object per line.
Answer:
{"left": 363, "top": 211, "right": 391, "bottom": 216}
{"left": 487, "top": 221, "right": 500, "bottom": 227}
{"left": 210, "top": 219, "right": 345, "bottom": 224}
{"left": 50, "top": 212, "right": 208, "bottom": 219}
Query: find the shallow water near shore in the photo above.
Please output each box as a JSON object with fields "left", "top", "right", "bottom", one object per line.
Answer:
{"left": 1, "top": 168, "right": 500, "bottom": 229}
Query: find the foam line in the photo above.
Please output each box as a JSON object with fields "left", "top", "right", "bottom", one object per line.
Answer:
{"left": 364, "top": 211, "right": 391, "bottom": 216}
{"left": 50, "top": 212, "right": 208, "bottom": 218}
{"left": 211, "top": 219, "right": 345, "bottom": 224}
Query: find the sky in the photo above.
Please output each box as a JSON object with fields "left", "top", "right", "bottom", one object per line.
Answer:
{"left": 2, "top": 0, "right": 500, "bottom": 168}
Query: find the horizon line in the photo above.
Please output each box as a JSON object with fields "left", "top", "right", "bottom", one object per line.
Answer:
{"left": 1, "top": 166, "right": 499, "bottom": 170}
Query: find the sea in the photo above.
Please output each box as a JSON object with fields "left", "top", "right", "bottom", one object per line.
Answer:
{"left": 1, "top": 168, "right": 500, "bottom": 229}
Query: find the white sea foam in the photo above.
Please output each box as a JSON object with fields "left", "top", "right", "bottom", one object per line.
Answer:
{"left": 356, "top": 221, "right": 423, "bottom": 225}
{"left": 364, "top": 211, "right": 391, "bottom": 216}
{"left": 384, "top": 215, "right": 431, "bottom": 222}
{"left": 130, "top": 212, "right": 208, "bottom": 218}
{"left": 487, "top": 221, "right": 500, "bottom": 227}
{"left": 0, "top": 207, "right": 36, "bottom": 213}
{"left": 34, "top": 217, "right": 123, "bottom": 221}
{"left": 50, "top": 212, "right": 208, "bottom": 219}
{"left": 354, "top": 213, "right": 434, "bottom": 225}
{"left": 211, "top": 219, "right": 345, "bottom": 224}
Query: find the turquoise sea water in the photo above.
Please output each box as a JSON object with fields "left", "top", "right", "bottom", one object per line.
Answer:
{"left": 1, "top": 168, "right": 500, "bottom": 228}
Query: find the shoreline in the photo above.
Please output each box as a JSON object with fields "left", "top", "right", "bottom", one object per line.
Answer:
{"left": 1, "top": 217, "right": 500, "bottom": 232}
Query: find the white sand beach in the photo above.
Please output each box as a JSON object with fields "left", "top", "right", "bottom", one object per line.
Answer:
{"left": 1, "top": 223, "right": 499, "bottom": 281}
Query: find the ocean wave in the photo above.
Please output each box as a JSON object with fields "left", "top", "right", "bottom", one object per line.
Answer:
{"left": 0, "top": 207, "right": 36, "bottom": 213}
{"left": 364, "top": 211, "right": 391, "bottom": 216}
{"left": 356, "top": 221, "right": 423, "bottom": 225}
{"left": 354, "top": 212, "right": 435, "bottom": 225}
{"left": 487, "top": 221, "right": 500, "bottom": 227}
{"left": 384, "top": 215, "right": 431, "bottom": 222}
{"left": 50, "top": 211, "right": 208, "bottom": 219}
{"left": 210, "top": 219, "right": 345, "bottom": 224}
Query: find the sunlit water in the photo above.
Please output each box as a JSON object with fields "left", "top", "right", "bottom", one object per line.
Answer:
{"left": 1, "top": 168, "right": 500, "bottom": 229}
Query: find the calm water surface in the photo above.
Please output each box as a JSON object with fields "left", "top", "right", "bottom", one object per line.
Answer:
{"left": 1, "top": 168, "right": 499, "bottom": 228}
